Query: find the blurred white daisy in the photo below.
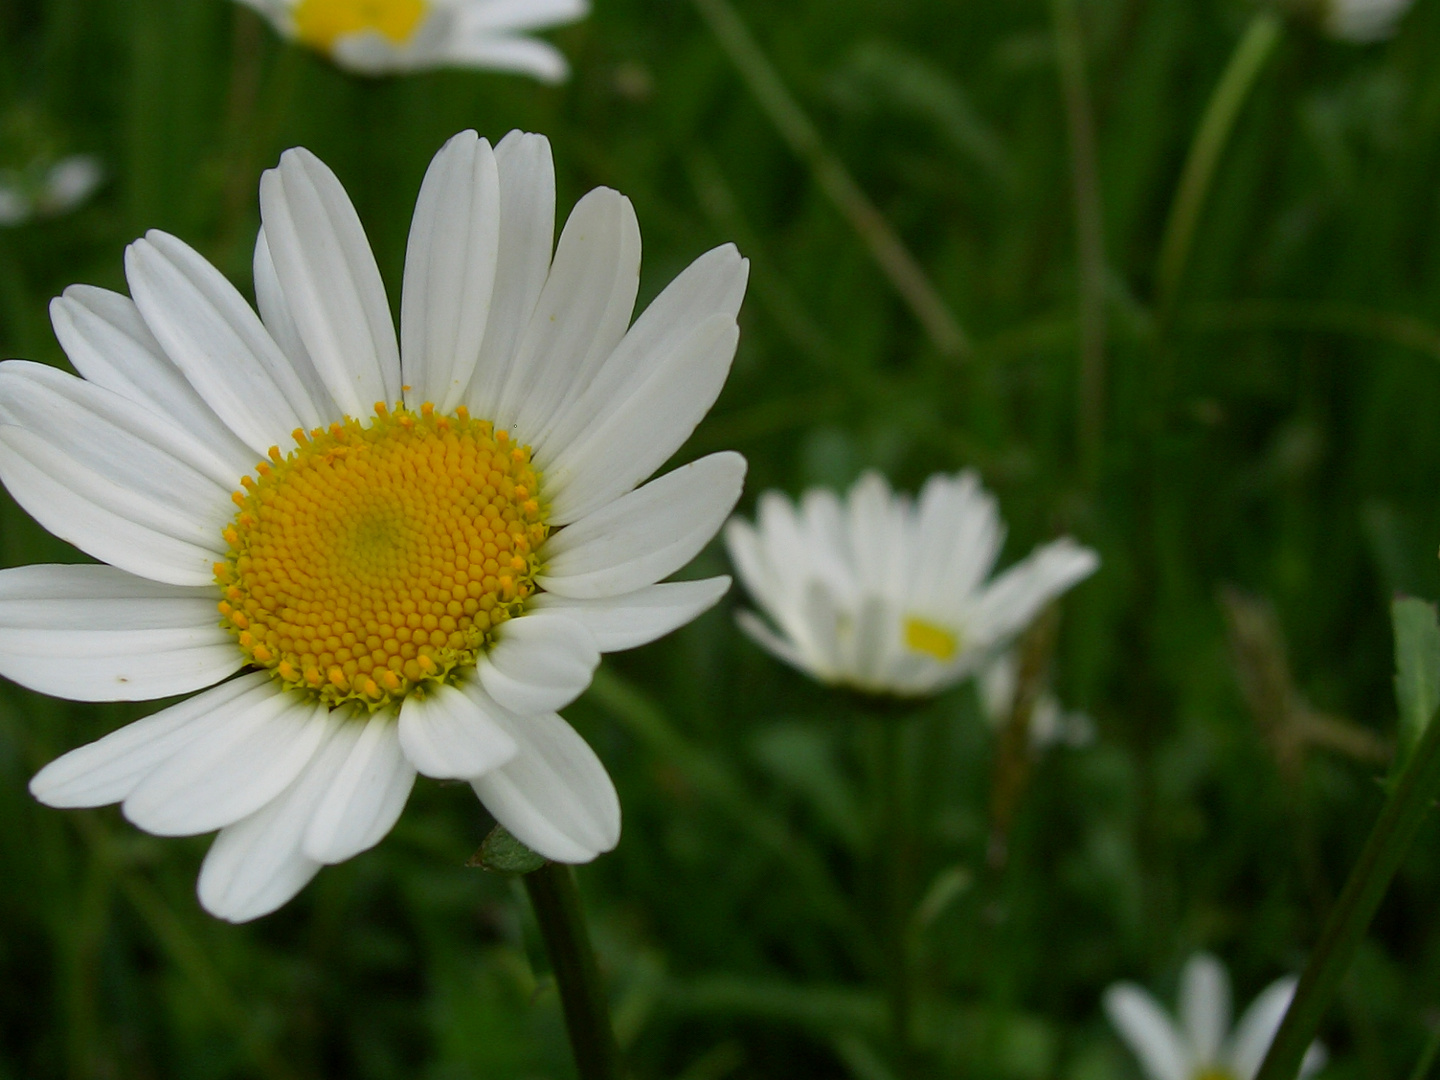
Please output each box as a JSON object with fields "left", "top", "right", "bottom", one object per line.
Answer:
{"left": 724, "top": 470, "right": 1098, "bottom": 698}
{"left": 1104, "top": 952, "right": 1326, "bottom": 1080}
{"left": 235, "top": 0, "right": 589, "bottom": 81}
{"left": 0, "top": 154, "right": 103, "bottom": 227}
{"left": 8, "top": 129, "right": 748, "bottom": 921}
{"left": 1322, "top": 0, "right": 1414, "bottom": 41}
{"left": 979, "top": 650, "right": 1094, "bottom": 750}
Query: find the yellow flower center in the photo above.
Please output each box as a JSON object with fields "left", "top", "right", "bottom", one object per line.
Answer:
{"left": 904, "top": 616, "right": 959, "bottom": 662}
{"left": 214, "top": 403, "right": 548, "bottom": 709}
{"left": 292, "top": 0, "right": 428, "bottom": 51}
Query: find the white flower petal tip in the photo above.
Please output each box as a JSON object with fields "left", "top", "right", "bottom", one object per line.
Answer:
{"left": 530, "top": 576, "right": 731, "bottom": 652}
{"left": 538, "top": 452, "right": 748, "bottom": 600}
{"left": 471, "top": 711, "right": 619, "bottom": 863}
{"left": 726, "top": 469, "right": 1097, "bottom": 698}
{"left": 1323, "top": 0, "right": 1414, "bottom": 41}
{"left": 1104, "top": 954, "right": 1322, "bottom": 1080}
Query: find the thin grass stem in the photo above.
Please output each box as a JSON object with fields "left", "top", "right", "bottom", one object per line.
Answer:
{"left": 689, "top": 0, "right": 969, "bottom": 358}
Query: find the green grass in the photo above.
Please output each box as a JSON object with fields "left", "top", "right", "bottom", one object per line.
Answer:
{"left": 4, "top": 0, "right": 1440, "bottom": 1076}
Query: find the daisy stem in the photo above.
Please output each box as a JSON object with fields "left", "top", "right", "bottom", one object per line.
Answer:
{"left": 1254, "top": 681, "right": 1440, "bottom": 1080}
{"left": 1154, "top": 9, "right": 1283, "bottom": 329}
{"left": 875, "top": 714, "right": 915, "bottom": 1076}
{"left": 523, "top": 862, "right": 623, "bottom": 1080}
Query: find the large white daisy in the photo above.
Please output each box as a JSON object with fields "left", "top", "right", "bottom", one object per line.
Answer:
{"left": 724, "top": 470, "right": 1097, "bottom": 698}
{"left": 1104, "top": 952, "right": 1326, "bottom": 1080}
{"left": 234, "top": 0, "right": 589, "bottom": 82}
{"left": 7, "top": 129, "right": 748, "bottom": 922}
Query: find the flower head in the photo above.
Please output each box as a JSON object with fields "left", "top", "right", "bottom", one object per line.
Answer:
{"left": 7, "top": 129, "right": 748, "bottom": 921}
{"left": 1104, "top": 953, "right": 1326, "bottom": 1080}
{"left": 0, "top": 155, "right": 103, "bottom": 227}
{"left": 1322, "top": 0, "right": 1414, "bottom": 41}
{"left": 724, "top": 470, "right": 1097, "bottom": 699}
{"left": 235, "top": 0, "right": 589, "bottom": 81}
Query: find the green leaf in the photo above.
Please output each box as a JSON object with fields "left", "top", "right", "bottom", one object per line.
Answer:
{"left": 1392, "top": 595, "right": 1440, "bottom": 760}
{"left": 468, "top": 824, "right": 547, "bottom": 875}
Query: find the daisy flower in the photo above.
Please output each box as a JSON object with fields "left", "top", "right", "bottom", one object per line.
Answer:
{"left": 724, "top": 470, "right": 1098, "bottom": 699}
{"left": 1321, "top": 0, "right": 1414, "bottom": 41}
{"left": 7, "top": 129, "right": 748, "bottom": 922}
{"left": 979, "top": 650, "right": 1094, "bottom": 750}
{"left": 0, "top": 154, "right": 103, "bottom": 227}
{"left": 234, "top": 0, "right": 589, "bottom": 81}
{"left": 1104, "top": 953, "right": 1326, "bottom": 1080}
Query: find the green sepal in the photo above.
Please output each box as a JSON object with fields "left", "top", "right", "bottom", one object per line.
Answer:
{"left": 468, "top": 823, "right": 547, "bottom": 875}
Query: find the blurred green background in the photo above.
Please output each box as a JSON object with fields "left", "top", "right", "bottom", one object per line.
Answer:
{"left": 3, "top": 0, "right": 1440, "bottom": 1076}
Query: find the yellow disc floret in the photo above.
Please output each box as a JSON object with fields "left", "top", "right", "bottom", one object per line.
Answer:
{"left": 215, "top": 402, "right": 548, "bottom": 709}
{"left": 292, "top": 0, "right": 428, "bottom": 51}
{"left": 903, "top": 616, "right": 959, "bottom": 662}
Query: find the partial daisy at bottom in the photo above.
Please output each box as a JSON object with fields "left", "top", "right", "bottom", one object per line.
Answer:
{"left": 1104, "top": 952, "right": 1326, "bottom": 1080}
{"left": 724, "top": 470, "right": 1098, "bottom": 698}
{"left": 4, "top": 128, "right": 748, "bottom": 921}
{"left": 234, "top": 0, "right": 590, "bottom": 82}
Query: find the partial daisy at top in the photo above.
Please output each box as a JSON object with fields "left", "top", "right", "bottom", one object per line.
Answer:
{"left": 1319, "top": 0, "right": 1414, "bottom": 41}
{"left": 1104, "top": 952, "right": 1326, "bottom": 1080}
{"left": 235, "top": 0, "right": 589, "bottom": 81}
{"left": 4, "top": 128, "right": 748, "bottom": 922}
{"left": 724, "top": 471, "right": 1098, "bottom": 699}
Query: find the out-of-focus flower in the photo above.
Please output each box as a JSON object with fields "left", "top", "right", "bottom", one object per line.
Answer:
{"left": 1104, "top": 953, "right": 1326, "bottom": 1080}
{"left": 0, "top": 155, "right": 103, "bottom": 227}
{"left": 235, "top": 0, "right": 589, "bottom": 81}
{"left": 725, "top": 470, "right": 1098, "bottom": 699}
{"left": 979, "top": 651, "right": 1094, "bottom": 750}
{"left": 12, "top": 129, "right": 748, "bottom": 922}
{"left": 1322, "top": 0, "right": 1414, "bottom": 41}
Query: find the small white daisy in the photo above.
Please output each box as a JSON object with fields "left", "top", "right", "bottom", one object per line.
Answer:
{"left": 724, "top": 470, "right": 1098, "bottom": 699}
{"left": 0, "top": 154, "right": 103, "bottom": 227}
{"left": 1322, "top": 0, "right": 1414, "bottom": 41}
{"left": 234, "top": 0, "right": 589, "bottom": 82}
{"left": 1104, "top": 953, "right": 1326, "bottom": 1080}
{"left": 979, "top": 650, "right": 1094, "bottom": 750}
{"left": 6, "top": 129, "right": 748, "bottom": 921}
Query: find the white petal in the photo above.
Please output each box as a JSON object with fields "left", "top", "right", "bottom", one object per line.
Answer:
{"left": 476, "top": 610, "right": 599, "bottom": 713}
{"left": 443, "top": 34, "right": 572, "bottom": 83}
{"left": 465, "top": 131, "right": 554, "bottom": 417}
{"left": 538, "top": 452, "right": 747, "bottom": 599}
{"left": 1179, "top": 953, "right": 1231, "bottom": 1067}
{"left": 1103, "top": 984, "right": 1192, "bottom": 1080}
{"left": 1227, "top": 978, "right": 1297, "bottom": 1080}
{"left": 544, "top": 315, "right": 740, "bottom": 525}
{"left": 968, "top": 538, "right": 1100, "bottom": 647}
{"left": 530, "top": 576, "right": 730, "bottom": 652}
{"left": 397, "top": 679, "right": 518, "bottom": 779}
{"left": 29, "top": 671, "right": 271, "bottom": 808}
{"left": 0, "top": 563, "right": 241, "bottom": 701}
{"left": 908, "top": 471, "right": 1004, "bottom": 612}
{"left": 470, "top": 710, "right": 619, "bottom": 863}
{"left": 452, "top": 0, "right": 589, "bottom": 35}
{"left": 0, "top": 425, "right": 222, "bottom": 586}
{"left": 125, "top": 230, "right": 323, "bottom": 455}
{"left": 259, "top": 148, "right": 401, "bottom": 416}
{"left": 400, "top": 131, "right": 501, "bottom": 413}
{"left": 123, "top": 683, "right": 328, "bottom": 836}
{"left": 302, "top": 709, "right": 415, "bottom": 863}
{"left": 0, "top": 360, "right": 233, "bottom": 532}
{"left": 492, "top": 187, "right": 640, "bottom": 445}
{"left": 253, "top": 228, "right": 340, "bottom": 419}
{"left": 49, "top": 286, "right": 255, "bottom": 478}
{"left": 735, "top": 609, "right": 818, "bottom": 679}
{"left": 198, "top": 711, "right": 354, "bottom": 923}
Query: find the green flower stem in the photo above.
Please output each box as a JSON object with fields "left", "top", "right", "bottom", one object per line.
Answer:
{"left": 1154, "top": 10, "right": 1282, "bottom": 326}
{"left": 523, "top": 862, "right": 623, "bottom": 1080}
{"left": 1254, "top": 690, "right": 1440, "bottom": 1080}
{"left": 873, "top": 712, "right": 914, "bottom": 1077}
